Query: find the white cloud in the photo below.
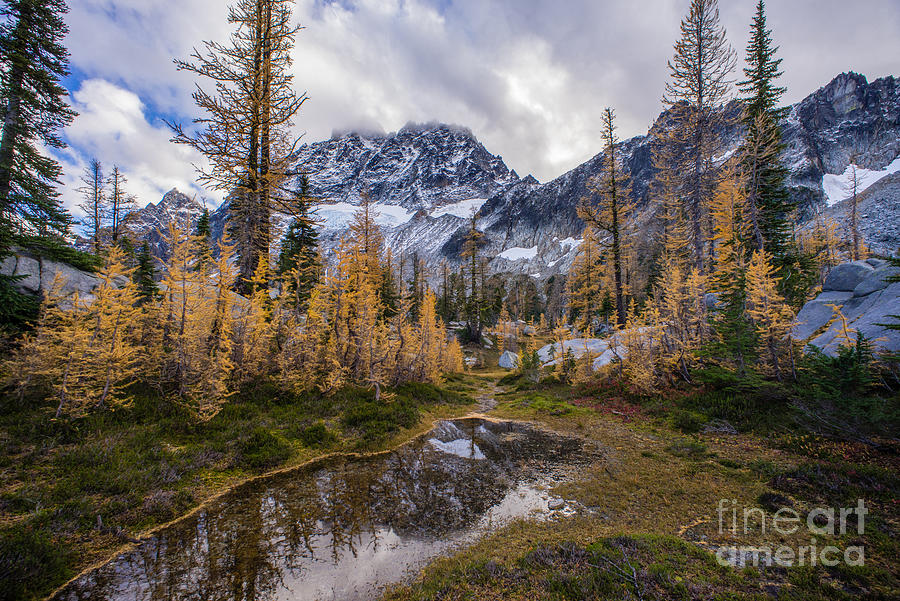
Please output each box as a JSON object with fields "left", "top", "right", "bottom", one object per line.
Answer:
{"left": 57, "top": 0, "right": 900, "bottom": 207}
{"left": 59, "top": 79, "right": 215, "bottom": 217}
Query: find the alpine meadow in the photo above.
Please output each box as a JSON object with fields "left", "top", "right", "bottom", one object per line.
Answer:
{"left": 1, "top": 1, "right": 899, "bottom": 600}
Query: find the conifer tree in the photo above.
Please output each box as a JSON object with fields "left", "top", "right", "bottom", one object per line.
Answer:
{"left": 135, "top": 241, "right": 158, "bottom": 304}
{"left": 106, "top": 166, "right": 136, "bottom": 244}
{"left": 738, "top": 0, "right": 792, "bottom": 260}
{"left": 277, "top": 209, "right": 319, "bottom": 311}
{"left": 567, "top": 225, "right": 603, "bottom": 335}
{"left": 171, "top": 0, "right": 308, "bottom": 289}
{"left": 660, "top": 0, "right": 736, "bottom": 273}
{"left": 745, "top": 249, "right": 795, "bottom": 380}
{"left": 709, "top": 175, "right": 756, "bottom": 373}
{"left": 77, "top": 159, "right": 105, "bottom": 254}
{"left": 194, "top": 237, "right": 237, "bottom": 417}
{"left": 580, "top": 107, "right": 634, "bottom": 326}
{"left": 234, "top": 256, "right": 275, "bottom": 384}
{"left": 14, "top": 247, "right": 142, "bottom": 418}
{"left": 159, "top": 223, "right": 203, "bottom": 396}
{"left": 461, "top": 212, "right": 485, "bottom": 341}
{"left": 194, "top": 207, "right": 212, "bottom": 271}
{"left": 0, "top": 0, "right": 77, "bottom": 252}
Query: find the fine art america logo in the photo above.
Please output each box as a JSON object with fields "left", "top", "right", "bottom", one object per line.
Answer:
{"left": 715, "top": 499, "right": 867, "bottom": 568}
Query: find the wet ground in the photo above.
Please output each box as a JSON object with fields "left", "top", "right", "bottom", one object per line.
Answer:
{"left": 52, "top": 418, "right": 602, "bottom": 601}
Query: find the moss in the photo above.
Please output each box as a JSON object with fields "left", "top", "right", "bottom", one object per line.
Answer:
{"left": 238, "top": 427, "right": 292, "bottom": 469}
{"left": 0, "top": 522, "right": 74, "bottom": 601}
{"left": 295, "top": 422, "right": 338, "bottom": 449}
{"left": 0, "top": 379, "right": 475, "bottom": 601}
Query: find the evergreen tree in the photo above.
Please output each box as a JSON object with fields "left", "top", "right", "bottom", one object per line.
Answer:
{"left": 738, "top": 0, "right": 792, "bottom": 260}
{"left": 276, "top": 176, "right": 320, "bottom": 311}
{"left": 0, "top": 0, "right": 76, "bottom": 327}
{"left": 194, "top": 207, "right": 212, "bottom": 270}
{"left": 135, "top": 241, "right": 158, "bottom": 304}
{"left": 0, "top": 0, "right": 77, "bottom": 252}
{"left": 277, "top": 213, "right": 320, "bottom": 309}
{"left": 461, "top": 212, "right": 485, "bottom": 342}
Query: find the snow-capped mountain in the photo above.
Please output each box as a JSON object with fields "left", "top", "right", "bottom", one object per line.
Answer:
{"left": 472, "top": 72, "right": 900, "bottom": 277}
{"left": 128, "top": 189, "right": 208, "bottom": 258}
{"left": 126, "top": 72, "right": 899, "bottom": 277}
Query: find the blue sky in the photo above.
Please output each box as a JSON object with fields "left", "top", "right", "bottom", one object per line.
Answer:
{"left": 55, "top": 0, "right": 900, "bottom": 216}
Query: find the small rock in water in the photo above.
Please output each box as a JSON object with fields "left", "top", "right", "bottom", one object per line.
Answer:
{"left": 548, "top": 498, "right": 566, "bottom": 510}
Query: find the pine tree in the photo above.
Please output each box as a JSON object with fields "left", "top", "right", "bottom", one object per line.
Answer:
{"left": 277, "top": 217, "right": 320, "bottom": 311}
{"left": 171, "top": 0, "right": 308, "bottom": 289}
{"left": 77, "top": 159, "right": 105, "bottom": 254}
{"left": 738, "top": 0, "right": 792, "bottom": 260}
{"left": 135, "top": 241, "right": 158, "bottom": 304}
{"left": 660, "top": 0, "right": 736, "bottom": 273}
{"left": 194, "top": 207, "right": 212, "bottom": 271}
{"left": 461, "top": 212, "right": 485, "bottom": 342}
{"left": 0, "top": 0, "right": 77, "bottom": 253}
{"left": 276, "top": 176, "right": 320, "bottom": 310}
{"left": 579, "top": 107, "right": 634, "bottom": 326}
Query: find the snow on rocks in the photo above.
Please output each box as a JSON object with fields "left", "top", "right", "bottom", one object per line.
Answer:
{"left": 822, "top": 157, "right": 900, "bottom": 207}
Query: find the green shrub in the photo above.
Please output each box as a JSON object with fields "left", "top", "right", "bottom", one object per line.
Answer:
{"left": 341, "top": 396, "right": 419, "bottom": 445}
{"left": 238, "top": 427, "right": 292, "bottom": 469}
{"left": 297, "top": 422, "right": 338, "bottom": 449}
{"left": 0, "top": 524, "right": 73, "bottom": 601}
{"left": 672, "top": 409, "right": 707, "bottom": 434}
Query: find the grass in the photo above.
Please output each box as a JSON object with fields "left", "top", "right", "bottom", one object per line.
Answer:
{"left": 380, "top": 368, "right": 899, "bottom": 601}
{"left": 0, "top": 379, "right": 474, "bottom": 601}
{"left": 2, "top": 358, "right": 898, "bottom": 601}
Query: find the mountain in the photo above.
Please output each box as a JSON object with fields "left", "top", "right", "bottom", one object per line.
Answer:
{"left": 472, "top": 72, "right": 900, "bottom": 277}
{"left": 126, "top": 72, "right": 899, "bottom": 278}
{"left": 129, "top": 189, "right": 208, "bottom": 257}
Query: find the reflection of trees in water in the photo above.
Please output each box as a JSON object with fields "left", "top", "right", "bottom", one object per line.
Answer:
{"left": 54, "top": 419, "right": 589, "bottom": 601}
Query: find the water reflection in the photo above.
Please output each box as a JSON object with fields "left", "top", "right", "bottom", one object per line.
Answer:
{"left": 54, "top": 418, "right": 598, "bottom": 601}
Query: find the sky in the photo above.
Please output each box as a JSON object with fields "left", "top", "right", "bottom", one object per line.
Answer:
{"left": 55, "top": 0, "right": 900, "bottom": 215}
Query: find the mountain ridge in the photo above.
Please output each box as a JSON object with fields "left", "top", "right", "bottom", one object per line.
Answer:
{"left": 122, "top": 71, "right": 899, "bottom": 278}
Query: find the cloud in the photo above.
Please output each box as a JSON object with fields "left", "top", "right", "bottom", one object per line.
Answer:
{"left": 59, "top": 79, "right": 215, "bottom": 217}
{"left": 57, "top": 0, "right": 900, "bottom": 205}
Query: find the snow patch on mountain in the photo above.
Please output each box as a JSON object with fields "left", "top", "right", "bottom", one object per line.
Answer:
{"left": 558, "top": 237, "right": 582, "bottom": 249}
{"left": 498, "top": 246, "right": 539, "bottom": 261}
{"left": 429, "top": 198, "right": 487, "bottom": 219}
{"left": 822, "top": 157, "right": 900, "bottom": 206}
{"left": 313, "top": 202, "right": 416, "bottom": 231}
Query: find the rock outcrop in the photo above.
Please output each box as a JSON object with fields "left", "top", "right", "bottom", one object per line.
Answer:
{"left": 793, "top": 259, "right": 900, "bottom": 355}
{"left": 1, "top": 250, "right": 105, "bottom": 303}
{"left": 498, "top": 350, "right": 519, "bottom": 370}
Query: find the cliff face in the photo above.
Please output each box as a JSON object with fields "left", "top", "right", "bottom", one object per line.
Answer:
{"left": 123, "top": 72, "right": 898, "bottom": 279}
